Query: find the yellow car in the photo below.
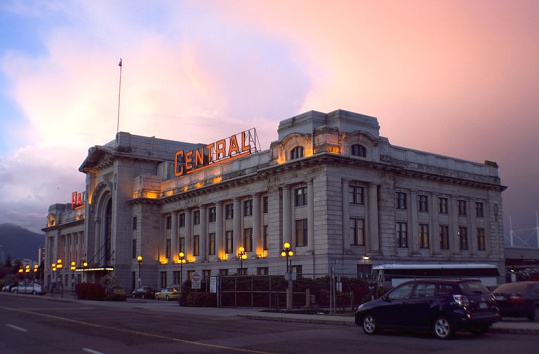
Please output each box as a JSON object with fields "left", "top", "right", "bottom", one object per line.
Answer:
{"left": 154, "top": 287, "right": 181, "bottom": 301}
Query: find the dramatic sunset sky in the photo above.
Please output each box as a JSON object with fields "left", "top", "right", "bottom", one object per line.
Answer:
{"left": 0, "top": 0, "right": 537, "bottom": 245}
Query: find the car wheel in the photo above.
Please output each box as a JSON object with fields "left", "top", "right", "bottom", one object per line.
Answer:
{"left": 433, "top": 315, "right": 454, "bottom": 339}
{"left": 362, "top": 313, "right": 379, "bottom": 335}
{"left": 32, "top": 291, "right": 37, "bottom": 295}
{"left": 142, "top": 294, "right": 146, "bottom": 299}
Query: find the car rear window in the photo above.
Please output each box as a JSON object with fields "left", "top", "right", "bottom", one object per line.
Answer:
{"left": 494, "top": 282, "right": 531, "bottom": 293}
{"left": 458, "top": 281, "right": 491, "bottom": 295}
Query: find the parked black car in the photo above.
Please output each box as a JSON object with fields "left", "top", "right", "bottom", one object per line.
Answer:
{"left": 355, "top": 279, "right": 499, "bottom": 339}
{"left": 131, "top": 286, "right": 156, "bottom": 299}
{"left": 492, "top": 281, "right": 539, "bottom": 321}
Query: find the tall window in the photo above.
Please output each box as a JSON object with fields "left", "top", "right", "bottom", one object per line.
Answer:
{"left": 166, "top": 239, "right": 171, "bottom": 258}
{"left": 209, "top": 207, "right": 216, "bottom": 222}
{"left": 418, "top": 195, "right": 429, "bottom": 212}
{"left": 193, "top": 235, "right": 199, "bottom": 256}
{"left": 263, "top": 225, "right": 268, "bottom": 250}
{"left": 396, "top": 222, "right": 408, "bottom": 248}
{"left": 458, "top": 227, "right": 468, "bottom": 250}
{"left": 225, "top": 231, "right": 233, "bottom": 253}
{"left": 243, "top": 199, "right": 253, "bottom": 216}
{"left": 349, "top": 186, "right": 365, "bottom": 205}
{"left": 179, "top": 213, "right": 185, "bottom": 227}
{"left": 295, "top": 186, "right": 308, "bottom": 206}
{"left": 179, "top": 237, "right": 185, "bottom": 253}
{"left": 290, "top": 146, "right": 304, "bottom": 160}
{"left": 132, "top": 216, "right": 137, "bottom": 230}
{"left": 440, "top": 225, "right": 449, "bottom": 249}
{"left": 243, "top": 228, "right": 253, "bottom": 252}
{"left": 458, "top": 200, "right": 467, "bottom": 216}
{"left": 225, "top": 203, "right": 234, "bottom": 219}
{"left": 351, "top": 144, "right": 367, "bottom": 157}
{"left": 350, "top": 218, "right": 365, "bottom": 246}
{"left": 193, "top": 210, "right": 200, "bottom": 225}
{"left": 477, "top": 228, "right": 486, "bottom": 250}
{"left": 166, "top": 215, "right": 172, "bottom": 229}
{"left": 296, "top": 219, "right": 308, "bottom": 247}
{"left": 419, "top": 224, "right": 430, "bottom": 248}
{"left": 257, "top": 267, "right": 269, "bottom": 275}
{"left": 263, "top": 196, "right": 268, "bottom": 213}
{"left": 475, "top": 202, "right": 484, "bottom": 218}
{"left": 396, "top": 192, "right": 407, "bottom": 209}
{"left": 208, "top": 233, "right": 215, "bottom": 255}
{"left": 439, "top": 198, "right": 448, "bottom": 214}
{"left": 132, "top": 239, "right": 136, "bottom": 258}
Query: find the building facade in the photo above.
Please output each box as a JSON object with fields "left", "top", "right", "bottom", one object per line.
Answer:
{"left": 43, "top": 109, "right": 506, "bottom": 291}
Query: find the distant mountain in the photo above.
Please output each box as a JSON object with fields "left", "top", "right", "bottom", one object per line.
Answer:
{"left": 0, "top": 223, "right": 44, "bottom": 261}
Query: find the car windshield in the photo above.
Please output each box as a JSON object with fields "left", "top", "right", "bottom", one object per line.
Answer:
{"left": 494, "top": 282, "right": 531, "bottom": 293}
{"left": 458, "top": 281, "right": 491, "bottom": 295}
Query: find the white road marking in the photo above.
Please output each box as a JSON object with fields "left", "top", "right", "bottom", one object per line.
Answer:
{"left": 5, "top": 323, "right": 28, "bottom": 332}
{"left": 82, "top": 348, "right": 107, "bottom": 354}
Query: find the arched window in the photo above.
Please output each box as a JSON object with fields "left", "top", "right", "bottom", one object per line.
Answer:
{"left": 290, "top": 146, "right": 304, "bottom": 160}
{"left": 351, "top": 144, "right": 367, "bottom": 158}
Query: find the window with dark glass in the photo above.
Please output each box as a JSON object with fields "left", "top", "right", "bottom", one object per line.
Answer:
{"left": 225, "top": 203, "right": 234, "bottom": 219}
{"left": 209, "top": 207, "right": 216, "bottom": 222}
{"left": 396, "top": 192, "right": 407, "bottom": 209}
{"left": 219, "top": 269, "right": 229, "bottom": 276}
{"left": 349, "top": 186, "right": 365, "bottom": 205}
{"left": 208, "top": 233, "right": 215, "bottom": 255}
{"left": 419, "top": 224, "right": 429, "bottom": 248}
{"left": 257, "top": 267, "right": 269, "bottom": 275}
{"left": 290, "top": 146, "right": 304, "bottom": 160}
{"left": 296, "top": 219, "right": 308, "bottom": 247}
{"left": 458, "top": 200, "right": 467, "bottom": 216}
{"left": 418, "top": 195, "right": 429, "bottom": 212}
{"left": 166, "top": 239, "right": 171, "bottom": 258}
{"left": 295, "top": 187, "right": 308, "bottom": 207}
{"left": 166, "top": 215, "right": 172, "bottom": 229}
{"left": 458, "top": 227, "right": 468, "bottom": 250}
{"left": 351, "top": 144, "right": 367, "bottom": 157}
{"left": 193, "top": 235, "right": 199, "bottom": 256}
{"left": 132, "top": 216, "right": 137, "bottom": 230}
{"left": 350, "top": 218, "right": 365, "bottom": 246}
{"left": 477, "top": 228, "right": 486, "bottom": 250}
{"left": 243, "top": 199, "right": 253, "bottom": 216}
{"left": 396, "top": 222, "right": 408, "bottom": 247}
{"left": 132, "top": 239, "right": 136, "bottom": 258}
{"left": 179, "top": 213, "right": 185, "bottom": 227}
{"left": 263, "top": 225, "right": 268, "bottom": 250}
{"left": 439, "top": 198, "right": 448, "bottom": 214}
{"left": 243, "top": 228, "right": 253, "bottom": 252}
{"left": 475, "top": 202, "right": 484, "bottom": 218}
{"left": 179, "top": 237, "right": 185, "bottom": 253}
{"left": 225, "top": 230, "right": 233, "bottom": 253}
{"left": 440, "top": 225, "right": 449, "bottom": 249}
{"left": 263, "top": 196, "right": 268, "bottom": 213}
{"left": 193, "top": 210, "right": 200, "bottom": 225}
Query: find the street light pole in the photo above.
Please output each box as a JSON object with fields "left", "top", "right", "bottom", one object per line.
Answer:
{"left": 57, "top": 259, "right": 63, "bottom": 298}
{"left": 178, "top": 252, "right": 185, "bottom": 304}
{"left": 70, "top": 261, "right": 76, "bottom": 294}
{"left": 280, "top": 242, "right": 294, "bottom": 311}
{"left": 137, "top": 255, "right": 142, "bottom": 288}
{"left": 237, "top": 247, "right": 247, "bottom": 274}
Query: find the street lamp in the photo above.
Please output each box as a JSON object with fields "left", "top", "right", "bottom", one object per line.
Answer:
{"left": 51, "top": 263, "right": 56, "bottom": 296}
{"left": 238, "top": 247, "right": 247, "bottom": 274}
{"left": 137, "top": 255, "right": 142, "bottom": 287}
{"left": 57, "top": 259, "right": 63, "bottom": 298}
{"left": 281, "top": 242, "right": 294, "bottom": 311}
{"left": 178, "top": 252, "right": 186, "bottom": 302}
{"left": 70, "top": 261, "right": 76, "bottom": 293}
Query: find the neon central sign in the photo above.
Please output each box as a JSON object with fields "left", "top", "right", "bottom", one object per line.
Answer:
{"left": 174, "top": 128, "right": 256, "bottom": 176}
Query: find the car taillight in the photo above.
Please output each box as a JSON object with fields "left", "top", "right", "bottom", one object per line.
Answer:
{"left": 508, "top": 295, "right": 524, "bottom": 303}
{"left": 453, "top": 294, "right": 469, "bottom": 307}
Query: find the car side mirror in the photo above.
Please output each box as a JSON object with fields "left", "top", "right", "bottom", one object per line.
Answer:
{"left": 382, "top": 294, "right": 391, "bottom": 302}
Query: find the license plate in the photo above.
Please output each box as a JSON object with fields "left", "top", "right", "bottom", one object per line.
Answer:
{"left": 479, "top": 302, "right": 488, "bottom": 309}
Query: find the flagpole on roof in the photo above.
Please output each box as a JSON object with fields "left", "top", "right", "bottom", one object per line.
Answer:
{"left": 117, "top": 58, "right": 122, "bottom": 134}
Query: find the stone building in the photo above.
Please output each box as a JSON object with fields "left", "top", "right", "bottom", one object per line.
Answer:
{"left": 43, "top": 109, "right": 506, "bottom": 291}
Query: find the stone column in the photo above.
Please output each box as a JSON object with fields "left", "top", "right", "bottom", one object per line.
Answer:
{"left": 410, "top": 191, "right": 419, "bottom": 254}
{"left": 171, "top": 211, "right": 178, "bottom": 263}
{"left": 342, "top": 179, "right": 351, "bottom": 252}
{"left": 368, "top": 183, "right": 380, "bottom": 253}
{"left": 253, "top": 194, "right": 261, "bottom": 255}
{"left": 199, "top": 205, "right": 207, "bottom": 262}
{"left": 307, "top": 179, "right": 315, "bottom": 253}
{"left": 216, "top": 201, "right": 224, "bottom": 260}
{"left": 233, "top": 198, "right": 241, "bottom": 252}
{"left": 282, "top": 185, "right": 291, "bottom": 245}
{"left": 185, "top": 209, "right": 192, "bottom": 259}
